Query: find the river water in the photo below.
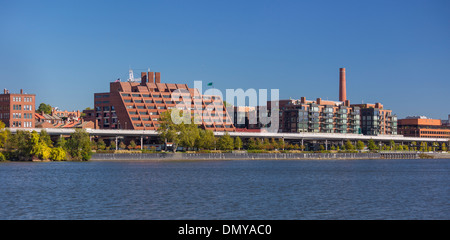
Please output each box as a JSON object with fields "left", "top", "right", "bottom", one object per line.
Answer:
{"left": 0, "top": 159, "right": 448, "bottom": 219}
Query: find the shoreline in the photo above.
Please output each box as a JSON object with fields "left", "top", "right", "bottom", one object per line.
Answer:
{"left": 89, "top": 152, "right": 450, "bottom": 161}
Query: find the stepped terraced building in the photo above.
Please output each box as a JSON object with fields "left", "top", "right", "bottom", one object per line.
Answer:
{"left": 93, "top": 71, "right": 235, "bottom": 131}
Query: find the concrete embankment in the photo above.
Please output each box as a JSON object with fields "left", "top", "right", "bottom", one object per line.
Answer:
{"left": 91, "top": 152, "right": 422, "bottom": 161}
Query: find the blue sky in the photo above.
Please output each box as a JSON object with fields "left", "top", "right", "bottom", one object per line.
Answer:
{"left": 1, "top": 0, "right": 449, "bottom": 119}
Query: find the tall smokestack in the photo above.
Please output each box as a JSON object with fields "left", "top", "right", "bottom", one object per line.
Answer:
{"left": 339, "top": 68, "right": 346, "bottom": 102}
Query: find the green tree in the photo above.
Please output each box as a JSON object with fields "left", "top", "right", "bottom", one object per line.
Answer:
{"left": 14, "top": 130, "right": 32, "bottom": 160}
{"left": 234, "top": 137, "right": 243, "bottom": 150}
{"left": 217, "top": 132, "right": 234, "bottom": 151}
{"left": 356, "top": 140, "right": 365, "bottom": 151}
{"left": 119, "top": 142, "right": 126, "bottom": 150}
{"left": 247, "top": 138, "right": 258, "bottom": 150}
{"left": 319, "top": 145, "right": 325, "bottom": 151}
{"left": 36, "top": 103, "right": 52, "bottom": 114}
{"left": 389, "top": 140, "right": 395, "bottom": 151}
{"left": 277, "top": 138, "right": 285, "bottom": 150}
{"left": 178, "top": 121, "right": 200, "bottom": 150}
{"left": 39, "top": 130, "right": 53, "bottom": 147}
{"left": 0, "top": 120, "right": 8, "bottom": 148}
{"left": 197, "top": 129, "right": 216, "bottom": 150}
{"left": 110, "top": 141, "right": 116, "bottom": 151}
{"left": 97, "top": 139, "right": 106, "bottom": 150}
{"left": 344, "top": 140, "right": 355, "bottom": 151}
{"left": 128, "top": 140, "right": 137, "bottom": 150}
{"left": 56, "top": 136, "right": 67, "bottom": 148}
{"left": 66, "top": 129, "right": 92, "bottom": 161}
{"left": 442, "top": 143, "right": 447, "bottom": 152}
{"left": 158, "top": 110, "right": 186, "bottom": 152}
{"left": 367, "top": 139, "right": 377, "bottom": 151}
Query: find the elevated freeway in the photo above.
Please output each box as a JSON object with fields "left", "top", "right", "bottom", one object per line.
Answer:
{"left": 7, "top": 128, "right": 448, "bottom": 143}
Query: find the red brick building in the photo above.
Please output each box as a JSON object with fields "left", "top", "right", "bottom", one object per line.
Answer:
{"left": 398, "top": 116, "right": 450, "bottom": 138}
{"left": 0, "top": 89, "right": 35, "bottom": 128}
{"left": 93, "top": 71, "right": 235, "bottom": 131}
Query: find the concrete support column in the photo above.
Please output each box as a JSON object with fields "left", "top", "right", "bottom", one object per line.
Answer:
{"left": 115, "top": 136, "right": 118, "bottom": 150}
{"left": 141, "top": 136, "right": 143, "bottom": 150}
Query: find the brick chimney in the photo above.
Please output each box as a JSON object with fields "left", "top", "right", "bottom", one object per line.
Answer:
{"left": 339, "top": 68, "right": 346, "bottom": 102}
{"left": 155, "top": 72, "right": 161, "bottom": 83}
{"left": 148, "top": 72, "right": 154, "bottom": 83}
{"left": 140, "top": 72, "right": 147, "bottom": 86}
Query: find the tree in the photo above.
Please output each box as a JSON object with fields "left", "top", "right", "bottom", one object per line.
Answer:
{"left": 13, "top": 130, "right": 32, "bottom": 160}
{"left": 442, "top": 143, "right": 447, "bottom": 152}
{"left": 217, "top": 132, "right": 234, "bottom": 151}
{"left": 277, "top": 138, "right": 286, "bottom": 150}
{"left": 49, "top": 147, "right": 67, "bottom": 161}
{"left": 23, "top": 131, "right": 53, "bottom": 160}
{"left": 389, "top": 140, "right": 395, "bottom": 151}
{"left": 119, "top": 142, "right": 126, "bottom": 150}
{"left": 234, "top": 137, "right": 243, "bottom": 150}
{"left": 110, "top": 141, "right": 116, "bottom": 151}
{"left": 263, "top": 138, "right": 271, "bottom": 150}
{"left": 344, "top": 140, "right": 355, "bottom": 151}
{"left": 247, "top": 138, "right": 258, "bottom": 150}
{"left": 197, "top": 129, "right": 216, "bottom": 150}
{"left": 97, "top": 139, "right": 106, "bottom": 150}
{"left": 66, "top": 129, "right": 92, "bottom": 161}
{"left": 0, "top": 120, "right": 8, "bottom": 148}
{"left": 368, "top": 139, "right": 377, "bottom": 151}
{"left": 356, "top": 140, "right": 365, "bottom": 151}
{"left": 39, "top": 130, "right": 53, "bottom": 147}
{"left": 36, "top": 103, "right": 52, "bottom": 114}
{"left": 178, "top": 121, "right": 200, "bottom": 150}
{"left": 128, "top": 140, "right": 137, "bottom": 150}
{"left": 56, "top": 136, "right": 67, "bottom": 148}
{"left": 158, "top": 110, "right": 185, "bottom": 151}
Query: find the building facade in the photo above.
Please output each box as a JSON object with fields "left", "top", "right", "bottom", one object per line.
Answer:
{"left": 93, "top": 71, "right": 235, "bottom": 131}
{"left": 398, "top": 116, "right": 450, "bottom": 139}
{"left": 278, "top": 97, "right": 361, "bottom": 134}
{"left": 0, "top": 89, "right": 35, "bottom": 128}
{"left": 352, "top": 103, "right": 397, "bottom": 135}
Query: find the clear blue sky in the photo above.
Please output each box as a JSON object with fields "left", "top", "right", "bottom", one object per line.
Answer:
{"left": 1, "top": 0, "right": 449, "bottom": 119}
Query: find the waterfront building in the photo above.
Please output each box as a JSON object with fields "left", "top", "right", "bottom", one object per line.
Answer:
{"left": 351, "top": 103, "right": 397, "bottom": 135}
{"left": 93, "top": 70, "right": 235, "bottom": 131}
{"left": 398, "top": 116, "right": 450, "bottom": 139}
{"left": 0, "top": 89, "right": 35, "bottom": 128}
{"left": 270, "top": 68, "right": 396, "bottom": 135}
{"left": 278, "top": 97, "right": 361, "bottom": 134}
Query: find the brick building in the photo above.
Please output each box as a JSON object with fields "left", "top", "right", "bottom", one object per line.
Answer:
{"left": 0, "top": 89, "right": 35, "bottom": 128}
{"left": 93, "top": 71, "right": 235, "bottom": 131}
{"left": 398, "top": 116, "right": 450, "bottom": 139}
{"left": 278, "top": 97, "right": 362, "bottom": 134}
{"left": 268, "top": 68, "right": 397, "bottom": 135}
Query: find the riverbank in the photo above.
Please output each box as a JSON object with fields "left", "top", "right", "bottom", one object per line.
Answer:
{"left": 88, "top": 152, "right": 448, "bottom": 161}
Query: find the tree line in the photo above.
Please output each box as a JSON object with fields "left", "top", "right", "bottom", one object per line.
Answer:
{"left": 0, "top": 121, "right": 91, "bottom": 161}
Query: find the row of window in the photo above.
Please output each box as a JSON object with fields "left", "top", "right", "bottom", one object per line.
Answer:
{"left": 121, "top": 92, "right": 221, "bottom": 101}
{"left": 420, "top": 131, "right": 450, "bottom": 135}
{"left": 11, "top": 121, "right": 33, "bottom": 127}
{"left": 12, "top": 105, "right": 33, "bottom": 111}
